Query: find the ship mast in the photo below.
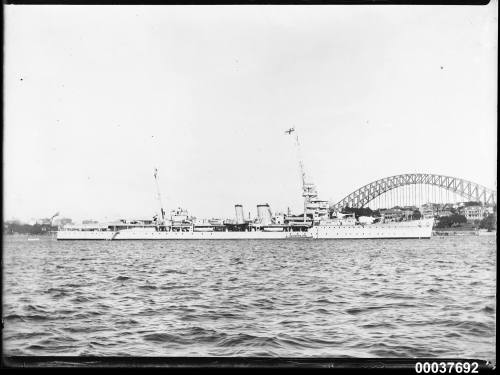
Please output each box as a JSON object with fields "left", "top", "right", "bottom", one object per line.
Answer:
{"left": 294, "top": 130, "right": 307, "bottom": 222}
{"left": 294, "top": 132, "right": 307, "bottom": 197}
{"left": 153, "top": 168, "right": 165, "bottom": 224}
{"left": 286, "top": 127, "right": 317, "bottom": 223}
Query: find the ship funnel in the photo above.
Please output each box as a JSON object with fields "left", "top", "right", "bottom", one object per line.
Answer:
{"left": 257, "top": 204, "right": 272, "bottom": 225}
{"left": 235, "top": 204, "right": 245, "bottom": 224}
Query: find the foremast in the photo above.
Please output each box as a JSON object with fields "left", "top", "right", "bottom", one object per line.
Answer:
{"left": 153, "top": 168, "right": 166, "bottom": 225}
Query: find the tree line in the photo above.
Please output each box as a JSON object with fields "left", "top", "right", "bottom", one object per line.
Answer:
{"left": 340, "top": 206, "right": 422, "bottom": 220}
{"left": 3, "top": 222, "right": 57, "bottom": 235}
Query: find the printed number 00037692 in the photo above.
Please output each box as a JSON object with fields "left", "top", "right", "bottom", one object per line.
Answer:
{"left": 415, "top": 362, "right": 479, "bottom": 374}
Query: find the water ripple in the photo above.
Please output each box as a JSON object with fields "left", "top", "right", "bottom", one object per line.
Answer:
{"left": 2, "top": 235, "right": 496, "bottom": 360}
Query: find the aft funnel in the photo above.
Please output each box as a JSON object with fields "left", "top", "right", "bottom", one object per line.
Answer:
{"left": 257, "top": 204, "right": 272, "bottom": 225}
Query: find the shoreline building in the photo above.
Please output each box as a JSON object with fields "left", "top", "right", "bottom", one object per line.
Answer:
{"left": 461, "top": 205, "right": 490, "bottom": 222}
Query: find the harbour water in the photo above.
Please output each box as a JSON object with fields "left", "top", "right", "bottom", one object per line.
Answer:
{"left": 2, "top": 236, "right": 496, "bottom": 360}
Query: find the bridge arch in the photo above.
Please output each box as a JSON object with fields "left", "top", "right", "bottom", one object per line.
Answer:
{"left": 330, "top": 173, "right": 496, "bottom": 211}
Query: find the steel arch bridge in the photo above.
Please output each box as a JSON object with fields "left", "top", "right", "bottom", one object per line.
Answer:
{"left": 330, "top": 173, "right": 496, "bottom": 212}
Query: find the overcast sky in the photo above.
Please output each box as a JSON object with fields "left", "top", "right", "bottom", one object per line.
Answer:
{"left": 4, "top": 4, "right": 497, "bottom": 222}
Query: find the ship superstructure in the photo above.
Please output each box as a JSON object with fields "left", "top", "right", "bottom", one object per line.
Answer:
{"left": 286, "top": 127, "right": 330, "bottom": 224}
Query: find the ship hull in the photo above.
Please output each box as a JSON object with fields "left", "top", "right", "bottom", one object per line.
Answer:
{"left": 309, "top": 218, "right": 434, "bottom": 239}
{"left": 57, "top": 219, "right": 433, "bottom": 240}
{"left": 57, "top": 229, "right": 304, "bottom": 240}
{"left": 57, "top": 230, "right": 116, "bottom": 240}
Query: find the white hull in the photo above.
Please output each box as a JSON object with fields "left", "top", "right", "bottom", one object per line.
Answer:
{"left": 57, "top": 219, "right": 433, "bottom": 240}
{"left": 309, "top": 218, "right": 434, "bottom": 239}
{"left": 57, "top": 230, "right": 116, "bottom": 240}
{"left": 57, "top": 228, "right": 297, "bottom": 240}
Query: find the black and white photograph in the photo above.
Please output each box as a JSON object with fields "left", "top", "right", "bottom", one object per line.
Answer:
{"left": 2, "top": 1, "right": 497, "bottom": 370}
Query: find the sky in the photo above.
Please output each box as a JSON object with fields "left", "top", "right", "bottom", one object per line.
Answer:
{"left": 4, "top": 3, "right": 498, "bottom": 223}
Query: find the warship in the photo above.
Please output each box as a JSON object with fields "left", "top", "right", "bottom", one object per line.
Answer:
{"left": 57, "top": 129, "right": 434, "bottom": 240}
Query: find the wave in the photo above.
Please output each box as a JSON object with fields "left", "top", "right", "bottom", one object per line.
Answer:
{"left": 142, "top": 333, "right": 192, "bottom": 345}
{"left": 4, "top": 314, "right": 26, "bottom": 322}
{"left": 138, "top": 284, "right": 158, "bottom": 290}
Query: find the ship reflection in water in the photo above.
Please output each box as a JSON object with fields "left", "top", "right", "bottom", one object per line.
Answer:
{"left": 3, "top": 236, "right": 495, "bottom": 359}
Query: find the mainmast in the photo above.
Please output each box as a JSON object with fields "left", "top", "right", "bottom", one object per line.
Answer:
{"left": 285, "top": 127, "right": 318, "bottom": 222}
{"left": 153, "top": 168, "right": 165, "bottom": 224}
